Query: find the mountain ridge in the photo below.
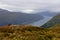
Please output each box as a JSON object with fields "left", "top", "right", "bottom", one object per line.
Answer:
{"left": 41, "top": 14, "right": 60, "bottom": 28}
{"left": 0, "top": 8, "right": 44, "bottom": 26}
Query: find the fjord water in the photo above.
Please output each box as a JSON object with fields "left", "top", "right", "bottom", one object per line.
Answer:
{"left": 30, "top": 16, "right": 53, "bottom": 26}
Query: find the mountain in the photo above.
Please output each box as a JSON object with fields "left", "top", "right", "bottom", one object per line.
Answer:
{"left": 41, "top": 14, "right": 60, "bottom": 28}
{"left": 30, "top": 11, "right": 58, "bottom": 26}
{"left": 49, "top": 24, "right": 60, "bottom": 29}
{"left": 0, "top": 9, "right": 44, "bottom": 26}
{"left": 37, "top": 11, "right": 57, "bottom": 17}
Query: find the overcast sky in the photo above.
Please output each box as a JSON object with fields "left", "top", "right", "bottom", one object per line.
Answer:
{"left": 0, "top": 0, "right": 60, "bottom": 13}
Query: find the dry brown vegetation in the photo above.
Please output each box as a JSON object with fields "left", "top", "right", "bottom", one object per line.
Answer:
{"left": 0, "top": 24, "right": 60, "bottom": 40}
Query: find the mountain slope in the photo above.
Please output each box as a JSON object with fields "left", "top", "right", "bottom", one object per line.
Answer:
{"left": 41, "top": 14, "right": 60, "bottom": 28}
{"left": 30, "top": 11, "right": 57, "bottom": 26}
{"left": 0, "top": 9, "right": 44, "bottom": 26}
{"left": 49, "top": 24, "right": 60, "bottom": 29}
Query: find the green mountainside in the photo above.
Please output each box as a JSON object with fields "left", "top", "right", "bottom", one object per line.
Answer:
{"left": 49, "top": 24, "right": 60, "bottom": 29}
{"left": 41, "top": 14, "right": 60, "bottom": 28}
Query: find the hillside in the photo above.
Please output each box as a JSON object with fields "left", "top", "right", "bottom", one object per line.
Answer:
{"left": 41, "top": 14, "right": 60, "bottom": 28}
{"left": 0, "top": 24, "right": 60, "bottom": 40}
{"left": 0, "top": 9, "right": 44, "bottom": 26}
{"left": 49, "top": 24, "right": 60, "bottom": 29}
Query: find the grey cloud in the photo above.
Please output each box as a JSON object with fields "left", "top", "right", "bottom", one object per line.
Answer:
{"left": 0, "top": 0, "right": 60, "bottom": 12}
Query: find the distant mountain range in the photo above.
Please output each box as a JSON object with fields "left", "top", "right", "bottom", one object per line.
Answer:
{"left": 41, "top": 14, "right": 60, "bottom": 28}
{"left": 0, "top": 9, "right": 44, "bottom": 26}
{"left": 37, "top": 11, "right": 57, "bottom": 17}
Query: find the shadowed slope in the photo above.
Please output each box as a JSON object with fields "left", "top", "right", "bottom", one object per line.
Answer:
{"left": 0, "top": 9, "right": 44, "bottom": 26}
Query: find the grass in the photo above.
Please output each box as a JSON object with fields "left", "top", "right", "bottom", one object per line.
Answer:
{"left": 0, "top": 24, "right": 60, "bottom": 40}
